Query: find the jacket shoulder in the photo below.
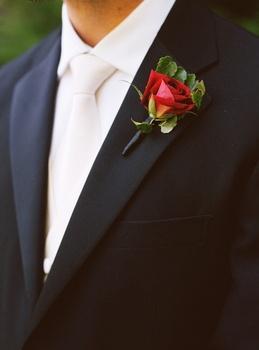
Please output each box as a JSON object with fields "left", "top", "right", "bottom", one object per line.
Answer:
{"left": 213, "top": 11, "right": 259, "bottom": 65}
{"left": 0, "top": 29, "right": 60, "bottom": 90}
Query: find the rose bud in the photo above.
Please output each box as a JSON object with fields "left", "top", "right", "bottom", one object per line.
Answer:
{"left": 142, "top": 70, "right": 195, "bottom": 119}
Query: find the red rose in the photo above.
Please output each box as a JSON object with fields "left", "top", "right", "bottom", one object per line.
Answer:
{"left": 141, "top": 70, "right": 195, "bottom": 118}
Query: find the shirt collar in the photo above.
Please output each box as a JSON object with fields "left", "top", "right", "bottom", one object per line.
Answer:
{"left": 57, "top": 5, "right": 91, "bottom": 77}
{"left": 58, "top": 0, "right": 176, "bottom": 79}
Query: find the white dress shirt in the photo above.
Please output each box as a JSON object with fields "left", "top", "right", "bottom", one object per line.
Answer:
{"left": 44, "top": 0, "right": 176, "bottom": 275}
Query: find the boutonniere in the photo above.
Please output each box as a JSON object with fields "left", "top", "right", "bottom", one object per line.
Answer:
{"left": 122, "top": 56, "right": 206, "bottom": 156}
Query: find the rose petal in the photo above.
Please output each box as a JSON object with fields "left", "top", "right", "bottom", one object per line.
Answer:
{"left": 174, "top": 94, "right": 192, "bottom": 102}
{"left": 154, "top": 95, "right": 175, "bottom": 108}
{"left": 142, "top": 70, "right": 171, "bottom": 105}
{"left": 141, "top": 69, "right": 194, "bottom": 117}
{"left": 156, "top": 80, "right": 175, "bottom": 104}
{"left": 156, "top": 104, "right": 173, "bottom": 118}
{"left": 172, "top": 102, "right": 195, "bottom": 115}
{"left": 170, "top": 78, "right": 191, "bottom": 94}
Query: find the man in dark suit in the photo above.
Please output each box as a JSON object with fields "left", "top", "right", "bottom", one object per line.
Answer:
{"left": 0, "top": 0, "right": 259, "bottom": 349}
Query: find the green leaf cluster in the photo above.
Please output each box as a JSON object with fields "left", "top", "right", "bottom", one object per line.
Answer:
{"left": 131, "top": 119, "right": 153, "bottom": 134}
{"left": 156, "top": 56, "right": 190, "bottom": 83}
{"left": 156, "top": 56, "right": 178, "bottom": 77}
{"left": 155, "top": 56, "right": 201, "bottom": 91}
{"left": 159, "top": 116, "right": 178, "bottom": 134}
{"left": 191, "top": 81, "right": 206, "bottom": 110}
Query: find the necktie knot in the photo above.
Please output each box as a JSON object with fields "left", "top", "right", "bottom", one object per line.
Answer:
{"left": 70, "top": 54, "right": 116, "bottom": 95}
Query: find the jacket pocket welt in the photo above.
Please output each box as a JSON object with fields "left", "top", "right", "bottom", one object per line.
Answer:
{"left": 112, "top": 215, "right": 213, "bottom": 248}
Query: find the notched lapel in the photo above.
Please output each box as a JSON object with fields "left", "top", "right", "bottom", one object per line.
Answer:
{"left": 9, "top": 39, "right": 60, "bottom": 305}
{"left": 28, "top": 0, "right": 218, "bottom": 334}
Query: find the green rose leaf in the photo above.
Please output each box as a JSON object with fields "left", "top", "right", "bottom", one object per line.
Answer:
{"left": 196, "top": 80, "right": 206, "bottom": 95}
{"left": 192, "top": 90, "right": 203, "bottom": 109}
{"left": 192, "top": 80, "right": 206, "bottom": 109}
{"left": 186, "top": 74, "right": 197, "bottom": 89}
{"left": 174, "top": 67, "right": 187, "bottom": 83}
{"left": 132, "top": 119, "right": 153, "bottom": 134}
{"left": 160, "top": 116, "right": 178, "bottom": 134}
{"left": 132, "top": 84, "right": 143, "bottom": 100}
{"left": 156, "top": 56, "right": 178, "bottom": 77}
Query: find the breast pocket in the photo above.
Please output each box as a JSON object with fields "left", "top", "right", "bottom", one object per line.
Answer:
{"left": 112, "top": 215, "right": 213, "bottom": 249}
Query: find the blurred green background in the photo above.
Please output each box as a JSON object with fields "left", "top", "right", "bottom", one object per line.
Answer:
{"left": 0, "top": 0, "right": 62, "bottom": 65}
{"left": 0, "top": 0, "right": 258, "bottom": 66}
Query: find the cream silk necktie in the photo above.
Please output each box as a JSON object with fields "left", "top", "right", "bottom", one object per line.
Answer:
{"left": 45, "top": 54, "right": 116, "bottom": 274}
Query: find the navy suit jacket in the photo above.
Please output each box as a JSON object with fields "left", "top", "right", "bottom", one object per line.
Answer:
{"left": 0, "top": 0, "right": 259, "bottom": 349}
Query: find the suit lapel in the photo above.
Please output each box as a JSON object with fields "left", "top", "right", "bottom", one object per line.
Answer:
{"left": 27, "top": 0, "right": 218, "bottom": 334}
{"left": 9, "top": 38, "right": 61, "bottom": 305}
{"left": 157, "top": 0, "right": 218, "bottom": 73}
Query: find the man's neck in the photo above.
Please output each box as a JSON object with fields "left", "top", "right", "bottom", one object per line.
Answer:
{"left": 64, "top": 0, "right": 143, "bottom": 47}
